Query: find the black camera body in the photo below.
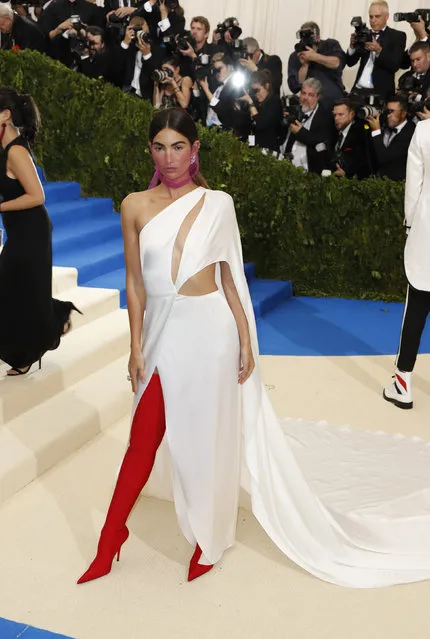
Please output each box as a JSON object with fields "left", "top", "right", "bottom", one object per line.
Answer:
{"left": 215, "top": 17, "right": 242, "bottom": 41}
{"left": 394, "top": 9, "right": 430, "bottom": 25}
{"left": 177, "top": 30, "right": 196, "bottom": 52}
{"left": 398, "top": 73, "right": 422, "bottom": 94}
{"left": 294, "top": 27, "right": 317, "bottom": 53}
{"left": 152, "top": 67, "right": 174, "bottom": 83}
{"left": 135, "top": 29, "right": 151, "bottom": 44}
{"left": 281, "top": 95, "right": 303, "bottom": 125}
{"left": 195, "top": 53, "right": 213, "bottom": 81}
{"left": 228, "top": 38, "right": 248, "bottom": 61}
{"left": 350, "top": 16, "right": 373, "bottom": 50}
{"left": 408, "top": 97, "right": 430, "bottom": 116}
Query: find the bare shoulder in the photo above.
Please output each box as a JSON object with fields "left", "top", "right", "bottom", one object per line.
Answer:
{"left": 120, "top": 190, "right": 152, "bottom": 227}
{"left": 7, "top": 144, "right": 32, "bottom": 164}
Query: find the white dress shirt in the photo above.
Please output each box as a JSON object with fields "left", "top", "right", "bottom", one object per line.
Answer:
{"left": 348, "top": 27, "right": 386, "bottom": 90}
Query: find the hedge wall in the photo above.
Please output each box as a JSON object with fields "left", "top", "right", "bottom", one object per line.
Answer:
{"left": 0, "top": 50, "right": 407, "bottom": 301}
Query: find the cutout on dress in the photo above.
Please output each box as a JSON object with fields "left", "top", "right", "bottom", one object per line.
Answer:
{"left": 172, "top": 194, "right": 216, "bottom": 296}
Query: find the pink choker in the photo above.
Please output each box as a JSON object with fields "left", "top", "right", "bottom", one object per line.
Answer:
{"left": 148, "top": 153, "right": 200, "bottom": 190}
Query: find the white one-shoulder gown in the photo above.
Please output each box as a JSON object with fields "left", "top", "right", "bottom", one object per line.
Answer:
{"left": 132, "top": 186, "right": 430, "bottom": 588}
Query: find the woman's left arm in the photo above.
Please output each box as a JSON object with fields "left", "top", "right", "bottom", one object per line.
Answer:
{"left": 173, "top": 76, "right": 192, "bottom": 109}
{"left": 0, "top": 146, "right": 45, "bottom": 212}
{"left": 220, "top": 260, "right": 255, "bottom": 384}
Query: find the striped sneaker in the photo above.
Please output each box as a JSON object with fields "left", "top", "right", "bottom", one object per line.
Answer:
{"left": 383, "top": 369, "right": 413, "bottom": 409}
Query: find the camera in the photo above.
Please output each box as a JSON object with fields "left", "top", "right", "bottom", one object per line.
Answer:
{"left": 135, "top": 29, "right": 151, "bottom": 44}
{"left": 350, "top": 16, "right": 373, "bottom": 50}
{"left": 177, "top": 30, "right": 196, "bottom": 51}
{"left": 281, "top": 95, "right": 303, "bottom": 125}
{"left": 195, "top": 53, "right": 213, "bottom": 81}
{"left": 394, "top": 9, "right": 430, "bottom": 25}
{"left": 70, "top": 14, "right": 84, "bottom": 32}
{"left": 295, "top": 27, "right": 317, "bottom": 53}
{"left": 408, "top": 97, "right": 430, "bottom": 116}
{"left": 152, "top": 67, "right": 174, "bottom": 83}
{"left": 228, "top": 38, "right": 248, "bottom": 61}
{"left": 356, "top": 94, "right": 383, "bottom": 119}
{"left": 215, "top": 17, "right": 242, "bottom": 41}
{"left": 398, "top": 73, "right": 421, "bottom": 94}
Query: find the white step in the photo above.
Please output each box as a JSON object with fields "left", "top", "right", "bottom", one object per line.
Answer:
{"left": 0, "top": 354, "right": 131, "bottom": 505}
{"left": 55, "top": 285, "right": 120, "bottom": 330}
{"left": 0, "top": 308, "right": 130, "bottom": 425}
{"left": 52, "top": 266, "right": 78, "bottom": 295}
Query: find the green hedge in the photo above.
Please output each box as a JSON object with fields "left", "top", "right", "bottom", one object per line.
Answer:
{"left": 0, "top": 50, "right": 407, "bottom": 300}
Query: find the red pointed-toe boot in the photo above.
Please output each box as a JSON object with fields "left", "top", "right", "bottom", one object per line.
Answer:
{"left": 78, "top": 374, "right": 166, "bottom": 585}
{"left": 187, "top": 544, "right": 214, "bottom": 582}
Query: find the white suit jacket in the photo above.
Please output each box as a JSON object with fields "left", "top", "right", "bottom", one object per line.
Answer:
{"left": 404, "top": 120, "right": 430, "bottom": 291}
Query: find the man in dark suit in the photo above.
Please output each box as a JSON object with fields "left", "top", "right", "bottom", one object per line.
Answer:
{"left": 331, "top": 99, "right": 374, "bottom": 179}
{"left": 398, "top": 42, "right": 430, "bottom": 102}
{"left": 368, "top": 94, "right": 415, "bottom": 180}
{"left": 0, "top": 4, "right": 46, "bottom": 52}
{"left": 239, "top": 37, "right": 283, "bottom": 96}
{"left": 114, "top": 17, "right": 166, "bottom": 99}
{"left": 135, "top": 0, "right": 185, "bottom": 41}
{"left": 281, "top": 77, "right": 333, "bottom": 174}
{"left": 346, "top": 1, "right": 406, "bottom": 101}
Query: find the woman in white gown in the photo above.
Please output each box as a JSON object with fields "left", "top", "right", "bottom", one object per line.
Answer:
{"left": 78, "top": 107, "right": 430, "bottom": 588}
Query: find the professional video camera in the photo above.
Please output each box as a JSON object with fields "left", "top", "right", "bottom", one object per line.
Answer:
{"left": 215, "top": 17, "right": 242, "bottom": 41}
{"left": 152, "top": 67, "right": 174, "bottom": 83}
{"left": 394, "top": 9, "right": 430, "bottom": 26}
{"left": 350, "top": 16, "right": 373, "bottom": 50}
{"left": 281, "top": 95, "right": 303, "bottom": 125}
{"left": 294, "top": 27, "right": 318, "bottom": 53}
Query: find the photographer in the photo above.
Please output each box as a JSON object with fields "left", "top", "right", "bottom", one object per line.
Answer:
{"left": 331, "top": 100, "right": 374, "bottom": 179}
{"left": 199, "top": 52, "right": 250, "bottom": 140}
{"left": 239, "top": 70, "right": 282, "bottom": 152}
{"left": 153, "top": 55, "right": 192, "bottom": 110}
{"left": 398, "top": 42, "right": 430, "bottom": 102}
{"left": 0, "top": 3, "right": 46, "bottom": 52}
{"left": 367, "top": 94, "right": 415, "bottom": 180}
{"left": 136, "top": 0, "right": 185, "bottom": 41}
{"left": 212, "top": 17, "right": 242, "bottom": 55}
{"left": 239, "top": 37, "right": 283, "bottom": 96}
{"left": 281, "top": 78, "right": 332, "bottom": 173}
{"left": 178, "top": 16, "right": 217, "bottom": 80}
{"left": 74, "top": 26, "right": 116, "bottom": 83}
{"left": 38, "top": 0, "right": 105, "bottom": 65}
{"left": 346, "top": 1, "right": 406, "bottom": 101}
{"left": 287, "top": 21, "right": 345, "bottom": 110}
{"left": 116, "top": 17, "right": 165, "bottom": 99}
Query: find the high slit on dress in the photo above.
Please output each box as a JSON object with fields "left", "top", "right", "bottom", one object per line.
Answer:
{"left": 131, "top": 186, "right": 430, "bottom": 588}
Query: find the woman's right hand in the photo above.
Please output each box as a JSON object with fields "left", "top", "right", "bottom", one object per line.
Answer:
{"left": 128, "top": 349, "right": 145, "bottom": 393}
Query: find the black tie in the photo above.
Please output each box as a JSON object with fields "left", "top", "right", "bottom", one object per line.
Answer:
{"left": 301, "top": 113, "right": 310, "bottom": 123}
{"left": 372, "top": 30, "right": 380, "bottom": 38}
{"left": 336, "top": 132, "right": 344, "bottom": 151}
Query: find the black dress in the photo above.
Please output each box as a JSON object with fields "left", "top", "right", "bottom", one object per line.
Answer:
{"left": 0, "top": 135, "right": 77, "bottom": 370}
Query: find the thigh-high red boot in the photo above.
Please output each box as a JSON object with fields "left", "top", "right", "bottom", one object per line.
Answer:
{"left": 77, "top": 374, "right": 166, "bottom": 584}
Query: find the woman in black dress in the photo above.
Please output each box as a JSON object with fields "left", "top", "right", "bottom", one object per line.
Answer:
{"left": 0, "top": 87, "right": 80, "bottom": 376}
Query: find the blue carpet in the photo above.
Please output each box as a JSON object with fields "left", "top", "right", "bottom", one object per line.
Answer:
{"left": 0, "top": 618, "right": 73, "bottom": 638}
{"left": 257, "top": 296, "right": 430, "bottom": 356}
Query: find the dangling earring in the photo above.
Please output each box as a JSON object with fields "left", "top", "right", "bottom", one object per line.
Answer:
{"left": 191, "top": 155, "right": 196, "bottom": 164}
{"left": 0, "top": 123, "right": 6, "bottom": 143}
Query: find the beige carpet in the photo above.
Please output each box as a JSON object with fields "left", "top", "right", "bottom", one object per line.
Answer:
{"left": 0, "top": 354, "right": 429, "bottom": 639}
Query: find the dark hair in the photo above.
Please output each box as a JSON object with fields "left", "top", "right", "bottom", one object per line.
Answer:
{"left": 301, "top": 21, "right": 320, "bottom": 38}
{"left": 149, "top": 108, "right": 208, "bottom": 188}
{"left": 162, "top": 55, "right": 182, "bottom": 70}
{"left": 333, "top": 98, "right": 356, "bottom": 113}
{"left": 409, "top": 41, "right": 430, "bottom": 56}
{"left": 87, "top": 26, "right": 105, "bottom": 42}
{"left": 386, "top": 93, "right": 409, "bottom": 112}
{"left": 0, "top": 87, "right": 40, "bottom": 144}
{"left": 250, "top": 70, "right": 273, "bottom": 99}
